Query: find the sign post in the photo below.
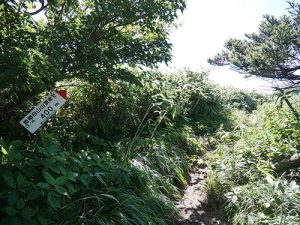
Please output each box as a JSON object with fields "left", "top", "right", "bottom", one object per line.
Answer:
{"left": 20, "top": 90, "right": 67, "bottom": 133}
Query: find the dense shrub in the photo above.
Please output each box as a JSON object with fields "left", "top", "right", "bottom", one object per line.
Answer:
{"left": 45, "top": 70, "right": 230, "bottom": 148}
{"left": 0, "top": 69, "right": 234, "bottom": 224}
{"left": 1, "top": 63, "right": 269, "bottom": 224}
{"left": 219, "top": 88, "right": 268, "bottom": 113}
{"left": 208, "top": 96, "right": 300, "bottom": 224}
{"left": 0, "top": 132, "right": 180, "bottom": 225}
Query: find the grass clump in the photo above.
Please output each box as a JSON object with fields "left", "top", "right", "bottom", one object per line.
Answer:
{"left": 0, "top": 69, "right": 231, "bottom": 224}
{"left": 208, "top": 96, "right": 300, "bottom": 225}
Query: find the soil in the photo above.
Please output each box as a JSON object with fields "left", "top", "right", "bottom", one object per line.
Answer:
{"left": 175, "top": 166, "right": 226, "bottom": 225}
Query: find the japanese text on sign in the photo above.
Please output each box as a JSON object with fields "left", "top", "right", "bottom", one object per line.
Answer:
{"left": 20, "top": 91, "right": 67, "bottom": 133}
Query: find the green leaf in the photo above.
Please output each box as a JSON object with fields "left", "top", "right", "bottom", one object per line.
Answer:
{"left": 54, "top": 186, "right": 68, "bottom": 196}
{"left": 55, "top": 176, "right": 67, "bottom": 186}
{"left": 95, "top": 173, "right": 107, "bottom": 186}
{"left": 101, "top": 194, "right": 120, "bottom": 204}
{"left": 26, "top": 190, "right": 41, "bottom": 201}
{"left": 19, "top": 207, "right": 35, "bottom": 219}
{"left": 4, "top": 206, "right": 16, "bottom": 216}
{"left": 37, "top": 215, "right": 48, "bottom": 225}
{"left": 8, "top": 191, "right": 19, "bottom": 205}
{"left": 171, "top": 106, "right": 177, "bottom": 119}
{"left": 47, "top": 192, "right": 61, "bottom": 209}
{"left": 49, "top": 165, "right": 60, "bottom": 174}
{"left": 3, "top": 174, "right": 16, "bottom": 189}
{"left": 47, "top": 145, "right": 59, "bottom": 155}
{"left": 80, "top": 174, "right": 92, "bottom": 186}
{"left": 43, "top": 159, "right": 54, "bottom": 168}
{"left": 66, "top": 182, "right": 77, "bottom": 194}
{"left": 67, "top": 171, "right": 78, "bottom": 181}
{"left": 16, "top": 199, "right": 25, "bottom": 210}
{"left": 9, "top": 140, "right": 23, "bottom": 151}
{"left": 59, "top": 166, "right": 67, "bottom": 175}
{"left": 1, "top": 146, "right": 7, "bottom": 155}
{"left": 17, "top": 174, "right": 26, "bottom": 188}
{"left": 42, "top": 171, "right": 56, "bottom": 185}
{"left": 37, "top": 182, "right": 50, "bottom": 190}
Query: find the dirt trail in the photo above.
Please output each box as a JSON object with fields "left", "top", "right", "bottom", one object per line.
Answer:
{"left": 175, "top": 166, "right": 225, "bottom": 225}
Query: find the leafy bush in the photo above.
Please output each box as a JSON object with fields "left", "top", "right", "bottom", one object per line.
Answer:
{"left": 219, "top": 87, "right": 268, "bottom": 113}
{"left": 208, "top": 96, "right": 300, "bottom": 224}
{"left": 1, "top": 68, "right": 231, "bottom": 224}
{"left": 0, "top": 133, "right": 179, "bottom": 225}
{"left": 225, "top": 179, "right": 300, "bottom": 225}
{"left": 45, "top": 69, "right": 229, "bottom": 148}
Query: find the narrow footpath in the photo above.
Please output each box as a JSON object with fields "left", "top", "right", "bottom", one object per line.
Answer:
{"left": 175, "top": 166, "right": 225, "bottom": 225}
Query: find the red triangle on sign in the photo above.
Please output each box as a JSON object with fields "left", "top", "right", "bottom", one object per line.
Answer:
{"left": 55, "top": 90, "right": 67, "bottom": 100}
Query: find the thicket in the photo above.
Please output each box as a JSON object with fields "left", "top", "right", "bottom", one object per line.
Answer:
{"left": 4, "top": 2, "right": 290, "bottom": 225}
{"left": 1, "top": 67, "right": 247, "bottom": 225}
{"left": 1, "top": 1, "right": 200, "bottom": 224}
{"left": 208, "top": 96, "right": 300, "bottom": 225}
{"left": 207, "top": 2, "right": 300, "bottom": 224}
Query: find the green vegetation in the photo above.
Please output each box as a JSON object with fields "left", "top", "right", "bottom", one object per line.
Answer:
{"left": 1, "top": 0, "right": 300, "bottom": 225}
{"left": 0, "top": 64, "right": 271, "bottom": 224}
{"left": 207, "top": 98, "right": 300, "bottom": 224}
{"left": 0, "top": 67, "right": 234, "bottom": 225}
{"left": 209, "top": 1, "right": 300, "bottom": 91}
{"left": 0, "top": 0, "right": 185, "bottom": 131}
{"left": 207, "top": 2, "right": 300, "bottom": 224}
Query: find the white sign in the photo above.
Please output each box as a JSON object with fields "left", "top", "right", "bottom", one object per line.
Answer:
{"left": 20, "top": 91, "right": 67, "bottom": 133}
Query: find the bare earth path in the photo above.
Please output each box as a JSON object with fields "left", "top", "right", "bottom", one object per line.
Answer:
{"left": 175, "top": 166, "right": 226, "bottom": 225}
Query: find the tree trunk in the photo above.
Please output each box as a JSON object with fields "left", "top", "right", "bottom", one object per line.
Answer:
{"left": 274, "top": 153, "right": 300, "bottom": 173}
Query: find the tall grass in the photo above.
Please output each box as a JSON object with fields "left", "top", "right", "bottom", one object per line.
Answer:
{"left": 1, "top": 69, "right": 231, "bottom": 224}
{"left": 207, "top": 95, "right": 300, "bottom": 224}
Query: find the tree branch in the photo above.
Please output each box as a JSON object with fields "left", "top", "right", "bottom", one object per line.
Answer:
{"left": 29, "top": 1, "right": 49, "bottom": 15}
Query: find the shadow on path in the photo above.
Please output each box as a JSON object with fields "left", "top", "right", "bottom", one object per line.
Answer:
{"left": 175, "top": 167, "right": 226, "bottom": 225}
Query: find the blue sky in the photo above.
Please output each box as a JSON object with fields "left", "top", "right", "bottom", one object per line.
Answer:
{"left": 168, "top": 0, "right": 290, "bottom": 92}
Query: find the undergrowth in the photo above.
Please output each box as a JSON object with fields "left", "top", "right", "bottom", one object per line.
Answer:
{"left": 0, "top": 69, "right": 234, "bottom": 225}
{"left": 208, "top": 96, "right": 300, "bottom": 225}
{"left": 0, "top": 66, "right": 271, "bottom": 224}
